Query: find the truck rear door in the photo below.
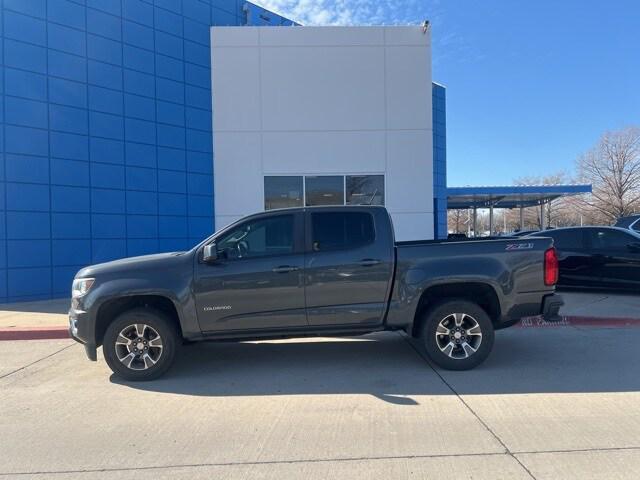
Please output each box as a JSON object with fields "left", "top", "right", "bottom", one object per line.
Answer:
{"left": 304, "top": 208, "right": 394, "bottom": 327}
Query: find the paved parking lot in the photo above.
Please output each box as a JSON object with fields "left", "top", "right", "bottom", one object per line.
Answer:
{"left": 1, "top": 326, "right": 639, "bottom": 479}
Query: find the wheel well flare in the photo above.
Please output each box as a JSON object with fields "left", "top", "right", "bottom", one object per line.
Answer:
{"left": 95, "top": 295, "right": 181, "bottom": 346}
{"left": 411, "top": 283, "right": 501, "bottom": 337}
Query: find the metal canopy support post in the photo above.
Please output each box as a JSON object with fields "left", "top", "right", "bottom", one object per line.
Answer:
{"left": 519, "top": 206, "right": 524, "bottom": 230}
{"left": 489, "top": 204, "right": 494, "bottom": 236}
{"left": 472, "top": 207, "right": 477, "bottom": 238}
{"left": 540, "top": 202, "right": 546, "bottom": 230}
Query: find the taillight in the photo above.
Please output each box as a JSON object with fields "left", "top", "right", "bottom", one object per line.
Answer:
{"left": 544, "top": 247, "right": 559, "bottom": 286}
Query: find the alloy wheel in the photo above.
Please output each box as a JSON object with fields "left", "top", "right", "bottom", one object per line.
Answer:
{"left": 114, "top": 323, "right": 163, "bottom": 370}
{"left": 434, "top": 312, "right": 483, "bottom": 359}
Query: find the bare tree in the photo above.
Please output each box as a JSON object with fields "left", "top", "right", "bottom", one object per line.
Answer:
{"left": 514, "top": 171, "right": 580, "bottom": 228}
{"left": 447, "top": 209, "right": 465, "bottom": 234}
{"left": 576, "top": 126, "right": 640, "bottom": 223}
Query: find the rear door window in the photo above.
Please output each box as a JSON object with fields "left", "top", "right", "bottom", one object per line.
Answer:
{"left": 589, "top": 229, "right": 635, "bottom": 250}
{"left": 546, "top": 229, "right": 584, "bottom": 250}
{"left": 311, "top": 212, "right": 375, "bottom": 252}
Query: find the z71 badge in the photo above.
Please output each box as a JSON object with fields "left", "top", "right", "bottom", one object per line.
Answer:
{"left": 505, "top": 243, "right": 534, "bottom": 251}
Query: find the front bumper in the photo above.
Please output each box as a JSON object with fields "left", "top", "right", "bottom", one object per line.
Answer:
{"left": 541, "top": 293, "right": 564, "bottom": 322}
{"left": 69, "top": 304, "right": 97, "bottom": 361}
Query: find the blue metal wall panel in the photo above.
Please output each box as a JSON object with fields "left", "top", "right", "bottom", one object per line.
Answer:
{"left": 0, "top": 0, "right": 293, "bottom": 301}
{"left": 432, "top": 83, "right": 447, "bottom": 239}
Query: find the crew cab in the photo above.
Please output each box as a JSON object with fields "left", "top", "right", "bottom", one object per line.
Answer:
{"left": 69, "top": 206, "right": 563, "bottom": 380}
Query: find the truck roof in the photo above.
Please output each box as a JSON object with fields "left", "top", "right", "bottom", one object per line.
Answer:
{"left": 251, "top": 205, "right": 388, "bottom": 215}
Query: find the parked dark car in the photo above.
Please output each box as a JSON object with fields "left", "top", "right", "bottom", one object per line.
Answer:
{"left": 615, "top": 214, "right": 640, "bottom": 232}
{"left": 511, "top": 230, "right": 539, "bottom": 237}
{"left": 527, "top": 226, "right": 640, "bottom": 290}
{"left": 70, "top": 206, "right": 562, "bottom": 380}
{"left": 447, "top": 233, "right": 468, "bottom": 240}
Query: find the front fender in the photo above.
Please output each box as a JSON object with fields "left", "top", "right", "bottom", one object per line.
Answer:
{"left": 74, "top": 277, "right": 199, "bottom": 347}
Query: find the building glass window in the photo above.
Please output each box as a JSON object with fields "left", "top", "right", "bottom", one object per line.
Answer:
{"left": 264, "top": 175, "right": 385, "bottom": 210}
{"left": 305, "top": 176, "right": 344, "bottom": 206}
{"left": 264, "top": 176, "right": 303, "bottom": 210}
{"left": 346, "top": 175, "right": 384, "bottom": 205}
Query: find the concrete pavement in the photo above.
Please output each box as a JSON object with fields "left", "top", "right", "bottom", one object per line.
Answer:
{"left": 0, "top": 298, "right": 68, "bottom": 327}
{"left": 0, "top": 299, "right": 69, "bottom": 340}
{"left": 1, "top": 328, "right": 639, "bottom": 479}
{"left": 558, "top": 289, "right": 640, "bottom": 319}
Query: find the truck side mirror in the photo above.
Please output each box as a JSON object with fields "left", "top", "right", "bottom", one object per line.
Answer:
{"left": 203, "top": 244, "right": 218, "bottom": 263}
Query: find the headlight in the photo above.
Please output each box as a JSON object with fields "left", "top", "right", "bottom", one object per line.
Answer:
{"left": 72, "top": 278, "right": 95, "bottom": 297}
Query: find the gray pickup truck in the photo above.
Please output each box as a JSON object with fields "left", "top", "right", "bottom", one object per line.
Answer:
{"left": 69, "top": 206, "right": 562, "bottom": 380}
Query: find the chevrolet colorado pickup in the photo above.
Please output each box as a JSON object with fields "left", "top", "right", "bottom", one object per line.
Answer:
{"left": 69, "top": 206, "right": 563, "bottom": 380}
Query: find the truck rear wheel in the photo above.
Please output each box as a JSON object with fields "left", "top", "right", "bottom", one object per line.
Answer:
{"left": 420, "top": 300, "right": 494, "bottom": 371}
{"left": 103, "top": 308, "right": 178, "bottom": 381}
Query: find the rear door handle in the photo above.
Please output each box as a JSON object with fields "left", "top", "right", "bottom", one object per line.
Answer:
{"left": 359, "top": 258, "right": 381, "bottom": 267}
{"left": 272, "top": 265, "right": 300, "bottom": 273}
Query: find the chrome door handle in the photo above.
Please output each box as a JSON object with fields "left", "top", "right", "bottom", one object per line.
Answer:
{"left": 359, "top": 259, "right": 381, "bottom": 267}
{"left": 272, "top": 265, "right": 300, "bottom": 273}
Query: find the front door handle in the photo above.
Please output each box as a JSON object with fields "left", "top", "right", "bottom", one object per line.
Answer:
{"left": 359, "top": 259, "right": 381, "bottom": 267}
{"left": 272, "top": 265, "right": 300, "bottom": 273}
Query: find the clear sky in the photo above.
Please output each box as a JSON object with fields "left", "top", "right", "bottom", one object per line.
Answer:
{"left": 255, "top": 0, "right": 640, "bottom": 186}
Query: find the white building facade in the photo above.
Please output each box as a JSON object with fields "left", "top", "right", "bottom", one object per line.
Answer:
{"left": 211, "top": 26, "right": 434, "bottom": 241}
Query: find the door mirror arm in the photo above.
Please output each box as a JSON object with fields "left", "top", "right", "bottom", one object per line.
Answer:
{"left": 202, "top": 243, "right": 218, "bottom": 263}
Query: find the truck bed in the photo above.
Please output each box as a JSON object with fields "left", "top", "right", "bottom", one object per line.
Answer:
{"left": 386, "top": 235, "right": 556, "bottom": 329}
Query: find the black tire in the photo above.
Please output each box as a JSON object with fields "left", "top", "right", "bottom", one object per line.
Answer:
{"left": 103, "top": 308, "right": 178, "bottom": 381}
{"left": 420, "top": 300, "right": 494, "bottom": 371}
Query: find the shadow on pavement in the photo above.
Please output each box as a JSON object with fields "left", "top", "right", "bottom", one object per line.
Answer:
{"left": 0, "top": 298, "right": 68, "bottom": 315}
{"left": 111, "top": 328, "right": 640, "bottom": 400}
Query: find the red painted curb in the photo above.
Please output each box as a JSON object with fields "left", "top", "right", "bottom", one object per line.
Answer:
{"left": 518, "top": 315, "right": 640, "bottom": 328}
{"left": 0, "top": 326, "right": 70, "bottom": 341}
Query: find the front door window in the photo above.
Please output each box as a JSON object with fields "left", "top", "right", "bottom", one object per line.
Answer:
{"left": 216, "top": 215, "right": 294, "bottom": 260}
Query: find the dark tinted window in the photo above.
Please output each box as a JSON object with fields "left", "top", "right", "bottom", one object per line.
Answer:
{"left": 216, "top": 215, "right": 293, "bottom": 260}
{"left": 546, "top": 229, "right": 584, "bottom": 250}
{"left": 311, "top": 212, "right": 375, "bottom": 251}
{"left": 305, "top": 176, "right": 344, "bottom": 206}
{"left": 264, "top": 176, "right": 303, "bottom": 210}
{"left": 589, "top": 229, "right": 635, "bottom": 250}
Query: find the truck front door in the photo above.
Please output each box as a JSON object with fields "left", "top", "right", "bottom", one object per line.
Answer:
{"left": 194, "top": 212, "right": 307, "bottom": 332}
{"left": 304, "top": 209, "right": 394, "bottom": 327}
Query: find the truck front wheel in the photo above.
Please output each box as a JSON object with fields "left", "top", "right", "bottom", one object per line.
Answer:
{"left": 420, "top": 300, "right": 494, "bottom": 371}
{"left": 103, "top": 308, "right": 178, "bottom": 381}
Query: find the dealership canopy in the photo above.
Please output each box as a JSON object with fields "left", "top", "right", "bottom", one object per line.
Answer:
{"left": 446, "top": 184, "right": 593, "bottom": 234}
{"left": 446, "top": 184, "right": 592, "bottom": 210}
